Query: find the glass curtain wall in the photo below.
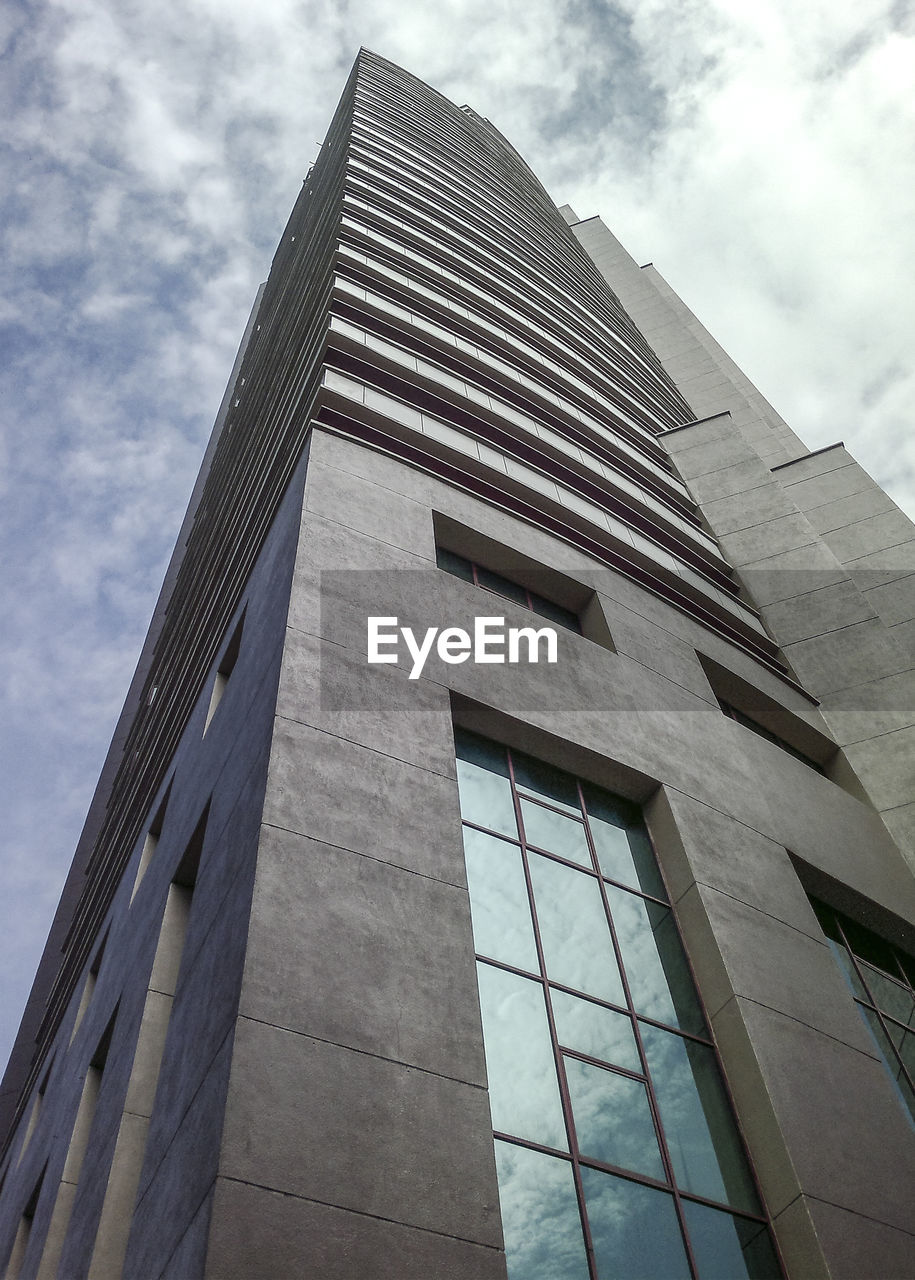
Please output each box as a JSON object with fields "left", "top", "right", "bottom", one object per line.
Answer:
{"left": 455, "top": 729, "right": 782, "bottom": 1280}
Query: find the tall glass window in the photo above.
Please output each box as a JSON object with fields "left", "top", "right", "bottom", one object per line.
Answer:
{"left": 455, "top": 729, "right": 781, "bottom": 1280}
{"left": 813, "top": 899, "right": 915, "bottom": 1125}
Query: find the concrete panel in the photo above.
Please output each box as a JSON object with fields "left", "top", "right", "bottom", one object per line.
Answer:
{"left": 660, "top": 415, "right": 735, "bottom": 454}
{"left": 770, "top": 1196, "right": 830, "bottom": 1280}
{"left": 891, "top": 616, "right": 915, "bottom": 659}
{"left": 718, "top": 515, "right": 817, "bottom": 567}
{"left": 172, "top": 758, "right": 265, "bottom": 978}
{"left": 34, "top": 1181, "right": 77, "bottom": 1280}
{"left": 276, "top": 629, "right": 457, "bottom": 775}
{"left": 262, "top": 718, "right": 465, "bottom": 886}
{"left": 304, "top": 459, "right": 435, "bottom": 559}
{"left": 863, "top": 571, "right": 915, "bottom": 626}
{"left": 148, "top": 886, "right": 192, "bottom": 999}
{"left": 160, "top": 1188, "right": 213, "bottom": 1280}
{"left": 206, "top": 1178, "right": 507, "bottom": 1280}
{"left": 287, "top": 512, "right": 432, "bottom": 640}
{"left": 761, "top": 578, "right": 876, "bottom": 644}
{"left": 659, "top": 350, "right": 721, "bottom": 381}
{"left": 739, "top": 543, "right": 847, "bottom": 607}
{"left": 646, "top": 788, "right": 824, "bottom": 935}
{"left": 842, "top": 724, "right": 915, "bottom": 810}
{"left": 675, "top": 883, "right": 878, "bottom": 1053}
{"left": 823, "top": 509, "right": 915, "bottom": 564}
{"left": 713, "top": 997, "right": 915, "bottom": 1231}
{"left": 777, "top": 462, "right": 872, "bottom": 511}
{"left": 699, "top": 484, "right": 800, "bottom": 537}
{"left": 784, "top": 617, "right": 913, "bottom": 696}
{"left": 779, "top": 1195, "right": 915, "bottom": 1280}
{"left": 87, "top": 1111, "right": 149, "bottom": 1278}
{"left": 309, "top": 428, "right": 441, "bottom": 508}
{"left": 123, "top": 991, "right": 172, "bottom": 1118}
{"left": 444, "top": 623, "right": 707, "bottom": 720}
{"left": 598, "top": 602, "right": 716, "bottom": 703}
{"left": 771, "top": 448, "right": 852, "bottom": 484}
{"left": 677, "top": 369, "right": 733, "bottom": 399}
{"left": 819, "top": 668, "right": 915, "bottom": 743}
{"left": 135, "top": 872, "right": 254, "bottom": 1201}
{"left": 844, "top": 543, "right": 915, "bottom": 575}
{"left": 239, "top": 826, "right": 486, "bottom": 1084}
{"left": 664, "top": 433, "right": 753, "bottom": 481}
{"left": 220, "top": 1018, "right": 502, "bottom": 1246}
{"left": 881, "top": 802, "right": 915, "bottom": 864}
{"left": 806, "top": 487, "right": 896, "bottom": 533}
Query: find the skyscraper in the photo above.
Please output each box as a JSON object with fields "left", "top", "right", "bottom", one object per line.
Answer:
{"left": 2, "top": 46, "right": 914, "bottom": 1279}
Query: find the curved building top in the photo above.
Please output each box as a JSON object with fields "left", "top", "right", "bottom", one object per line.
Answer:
{"left": 309, "top": 50, "right": 778, "bottom": 667}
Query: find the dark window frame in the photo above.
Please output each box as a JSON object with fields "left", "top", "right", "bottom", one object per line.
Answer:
{"left": 437, "top": 547, "right": 582, "bottom": 633}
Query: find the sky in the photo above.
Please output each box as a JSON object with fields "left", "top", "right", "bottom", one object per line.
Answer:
{"left": 1, "top": 0, "right": 913, "bottom": 1072}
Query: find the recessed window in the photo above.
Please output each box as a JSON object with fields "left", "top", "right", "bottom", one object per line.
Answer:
{"left": 717, "top": 700, "right": 825, "bottom": 774}
{"left": 131, "top": 783, "right": 171, "bottom": 903}
{"left": 813, "top": 899, "right": 915, "bottom": 1124}
{"left": 69, "top": 930, "right": 109, "bottom": 1046}
{"left": 204, "top": 611, "right": 245, "bottom": 734}
{"left": 88, "top": 812, "right": 205, "bottom": 1277}
{"left": 4, "top": 1166, "right": 44, "bottom": 1280}
{"left": 16, "top": 1060, "right": 52, "bottom": 1167}
{"left": 437, "top": 547, "right": 582, "bottom": 632}
{"left": 454, "top": 729, "right": 781, "bottom": 1279}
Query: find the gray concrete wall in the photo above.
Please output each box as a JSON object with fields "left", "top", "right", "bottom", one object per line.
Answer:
{"left": 572, "top": 216, "right": 915, "bottom": 872}
{"left": 212, "top": 427, "right": 915, "bottom": 1278}
{"left": 0, "top": 455, "right": 306, "bottom": 1280}
{"left": 659, "top": 414, "right": 915, "bottom": 870}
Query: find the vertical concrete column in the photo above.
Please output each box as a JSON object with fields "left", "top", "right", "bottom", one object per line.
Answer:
{"left": 658, "top": 414, "right": 915, "bottom": 869}
{"left": 35, "top": 1042, "right": 106, "bottom": 1279}
{"left": 84, "top": 886, "right": 191, "bottom": 1277}
{"left": 206, "top": 435, "right": 505, "bottom": 1279}
{"left": 771, "top": 446, "right": 915, "bottom": 859}
{"left": 648, "top": 785, "right": 915, "bottom": 1278}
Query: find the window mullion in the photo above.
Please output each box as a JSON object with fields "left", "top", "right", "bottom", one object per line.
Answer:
{"left": 576, "top": 778, "right": 702, "bottom": 1280}
{"left": 506, "top": 750, "right": 600, "bottom": 1280}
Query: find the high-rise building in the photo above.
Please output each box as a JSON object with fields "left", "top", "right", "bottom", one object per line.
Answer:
{"left": 2, "top": 48, "right": 914, "bottom": 1280}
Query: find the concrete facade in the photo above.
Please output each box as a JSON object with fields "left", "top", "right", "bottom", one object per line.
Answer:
{"left": 1, "top": 51, "right": 914, "bottom": 1280}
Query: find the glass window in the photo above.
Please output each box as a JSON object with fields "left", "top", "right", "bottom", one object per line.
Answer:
{"left": 584, "top": 786, "right": 666, "bottom": 899}
{"left": 814, "top": 898, "right": 915, "bottom": 1126}
{"left": 494, "top": 1142, "right": 589, "bottom": 1280}
{"left": 682, "top": 1201, "right": 782, "bottom": 1280}
{"left": 454, "top": 730, "right": 516, "bottom": 838}
{"left": 551, "top": 991, "right": 641, "bottom": 1073}
{"left": 463, "top": 827, "right": 538, "bottom": 972}
{"left": 565, "top": 1057, "right": 664, "bottom": 1179}
{"left": 513, "top": 750, "right": 581, "bottom": 813}
{"left": 640, "top": 1025, "right": 759, "bottom": 1213}
{"left": 455, "top": 731, "right": 779, "bottom": 1279}
{"left": 582, "top": 1168, "right": 691, "bottom": 1280}
{"left": 528, "top": 855, "right": 626, "bottom": 1005}
{"left": 520, "top": 799, "right": 592, "bottom": 866}
{"left": 604, "top": 886, "right": 706, "bottom": 1036}
{"left": 477, "top": 963, "right": 567, "bottom": 1149}
{"left": 437, "top": 546, "right": 582, "bottom": 633}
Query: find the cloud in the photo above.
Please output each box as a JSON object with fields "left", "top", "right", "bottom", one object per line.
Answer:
{"left": 0, "top": 0, "right": 912, "bottom": 1073}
